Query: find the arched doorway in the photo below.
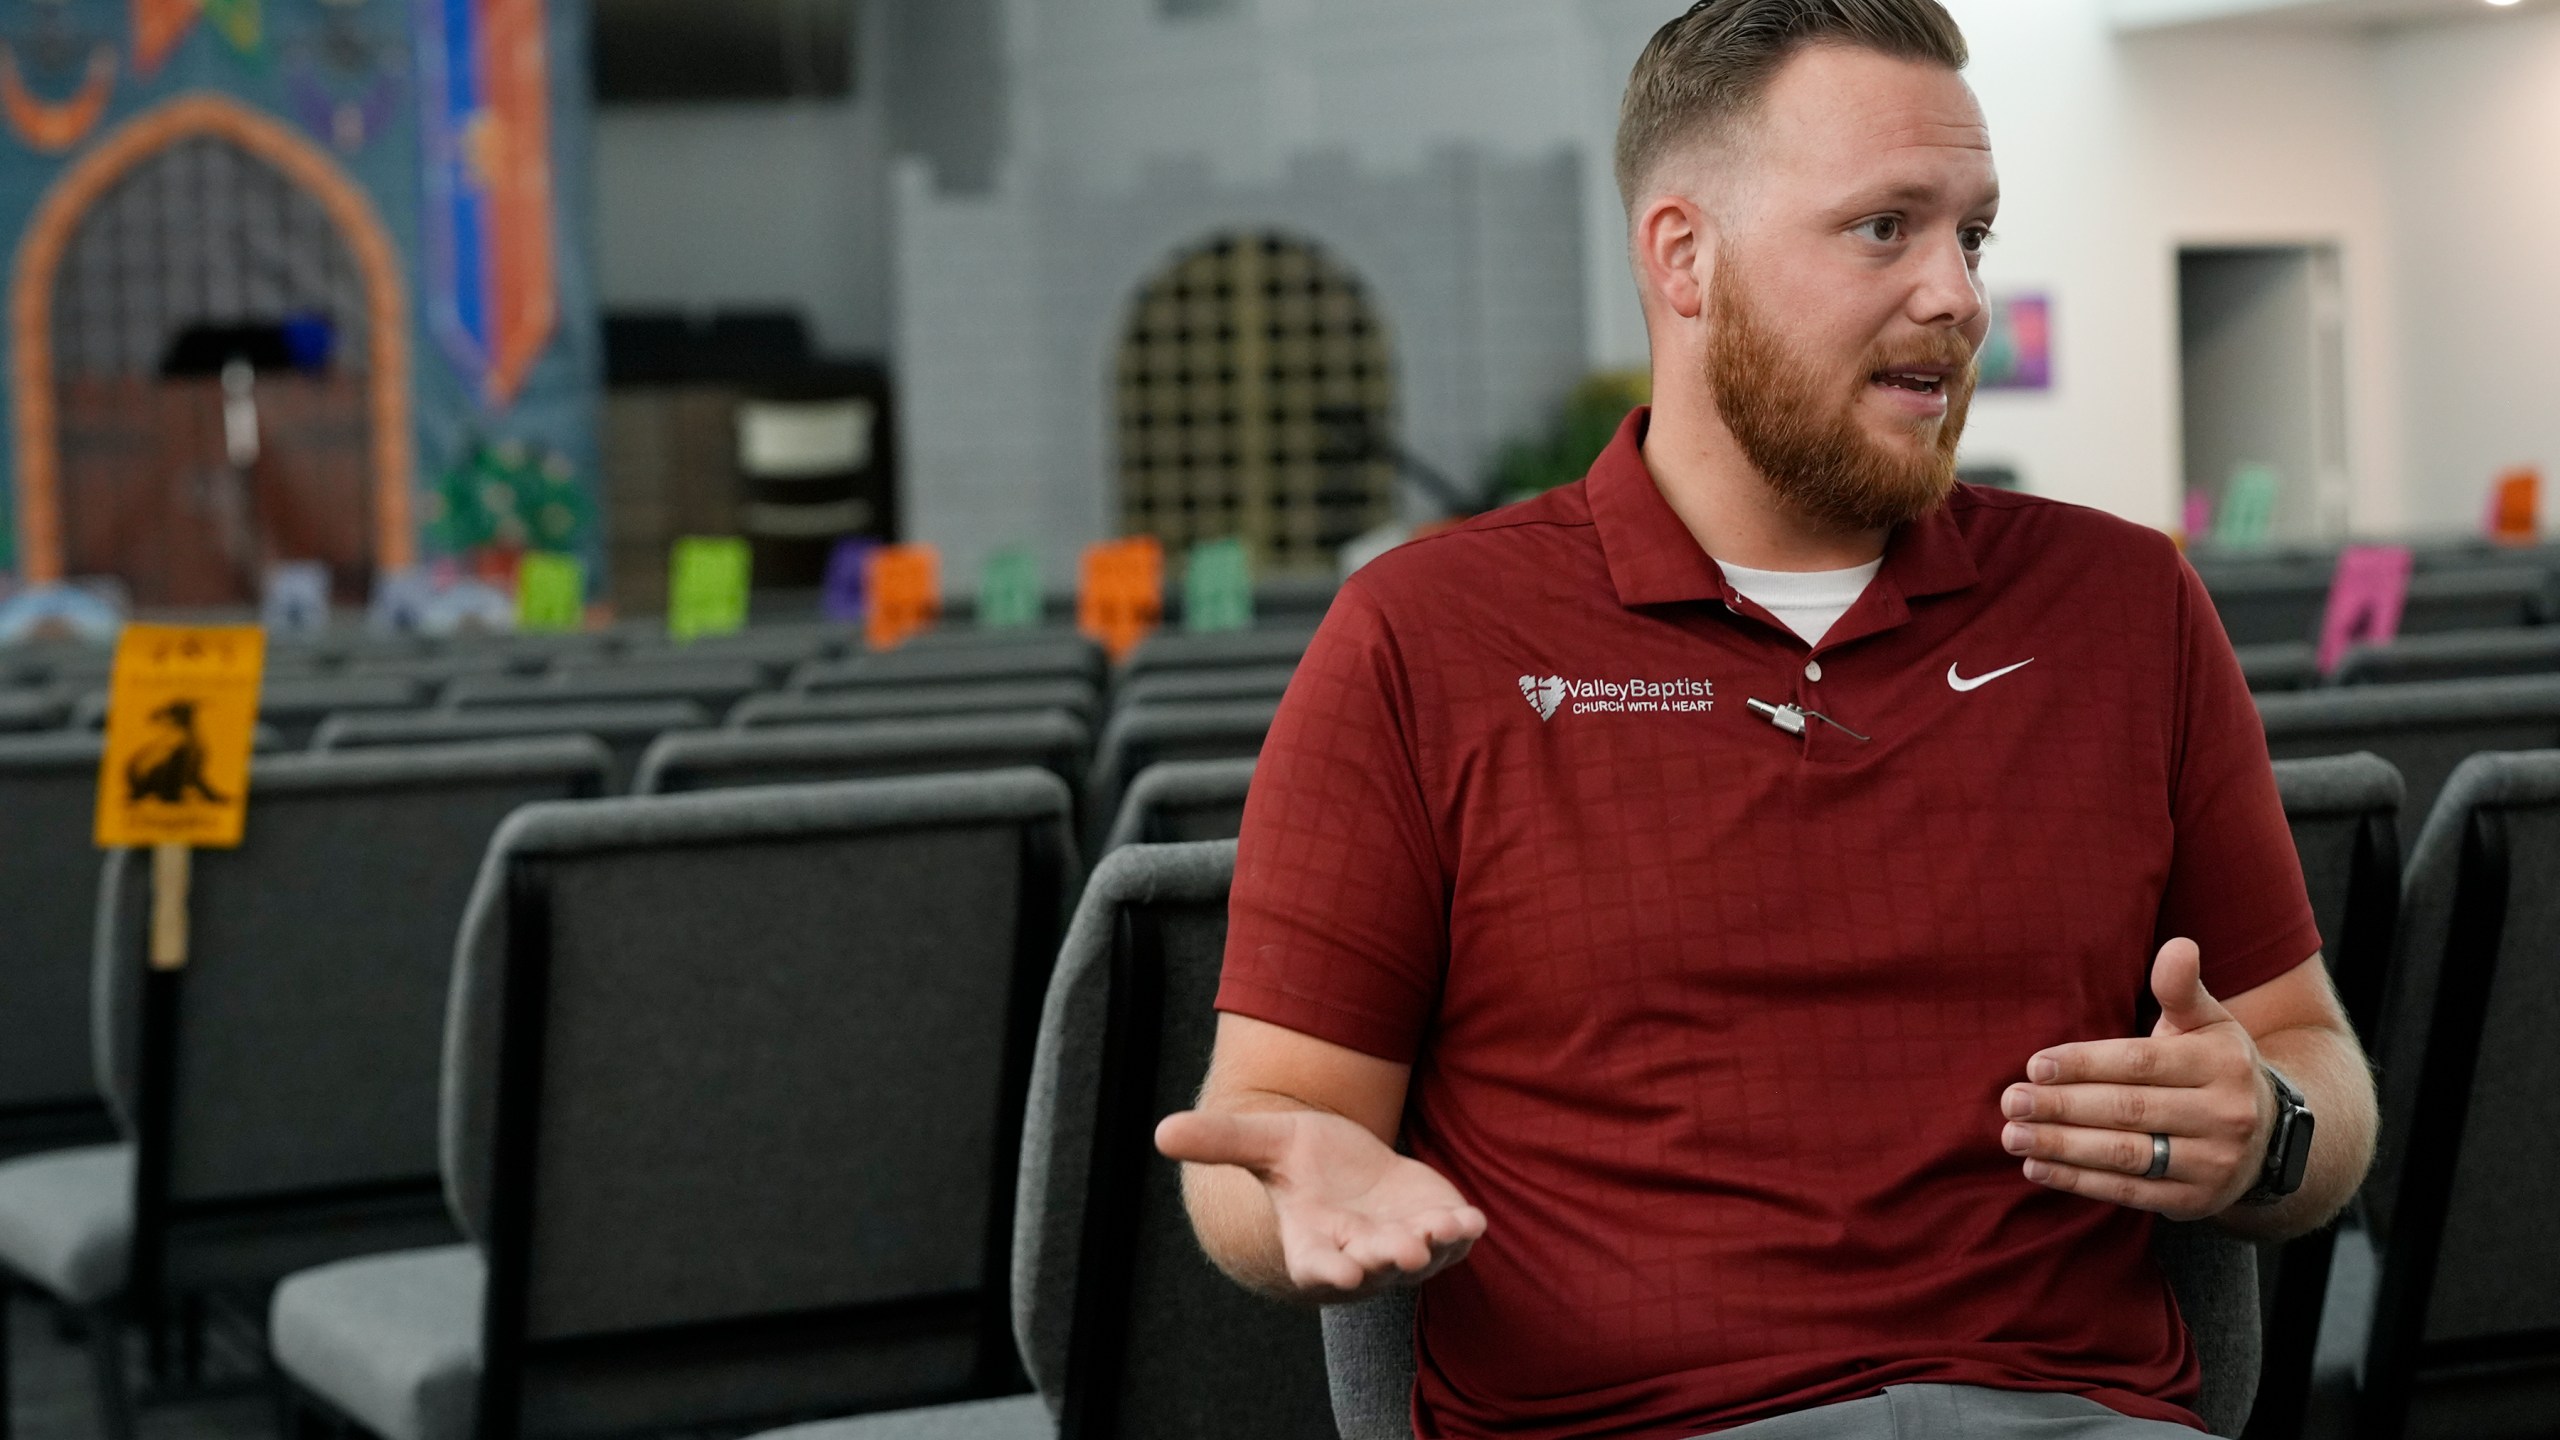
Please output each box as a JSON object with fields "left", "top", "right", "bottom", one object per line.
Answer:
{"left": 11, "top": 94, "right": 412, "bottom": 600}
{"left": 1115, "top": 232, "right": 1396, "bottom": 577}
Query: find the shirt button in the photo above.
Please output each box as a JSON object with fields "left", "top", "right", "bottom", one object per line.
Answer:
{"left": 1805, "top": 660, "right": 1824, "bottom": 682}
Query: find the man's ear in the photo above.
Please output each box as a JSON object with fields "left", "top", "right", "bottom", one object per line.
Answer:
{"left": 1633, "top": 191, "right": 1712, "bottom": 323}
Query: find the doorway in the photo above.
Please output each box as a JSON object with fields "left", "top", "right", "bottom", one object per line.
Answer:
{"left": 2176, "top": 245, "right": 2348, "bottom": 544}
{"left": 1115, "top": 232, "right": 1396, "bottom": 577}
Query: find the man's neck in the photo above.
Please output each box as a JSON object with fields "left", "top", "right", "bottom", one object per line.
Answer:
{"left": 1639, "top": 392, "right": 1890, "bottom": 574}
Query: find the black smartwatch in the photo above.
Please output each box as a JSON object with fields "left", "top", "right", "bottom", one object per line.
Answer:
{"left": 2241, "top": 1065, "right": 2315, "bottom": 1206}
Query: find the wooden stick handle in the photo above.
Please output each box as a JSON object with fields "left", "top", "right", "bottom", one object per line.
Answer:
{"left": 150, "top": 843, "right": 191, "bottom": 972}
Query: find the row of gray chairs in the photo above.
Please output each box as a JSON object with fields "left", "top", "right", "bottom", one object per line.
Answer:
{"left": 2205, "top": 568, "right": 2552, "bottom": 650}
{"left": 2258, "top": 674, "right": 2560, "bottom": 850}
{"left": 0, "top": 739, "right": 615, "bottom": 1440}
{"left": 2239, "top": 630, "right": 2560, "bottom": 696}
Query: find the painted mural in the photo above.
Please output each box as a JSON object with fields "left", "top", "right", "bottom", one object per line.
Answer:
{"left": 0, "top": 0, "right": 600, "bottom": 606}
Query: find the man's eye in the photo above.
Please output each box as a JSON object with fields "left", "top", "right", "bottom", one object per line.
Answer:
{"left": 1961, "top": 226, "right": 1996, "bottom": 253}
{"left": 1856, "top": 217, "right": 1903, "bottom": 243}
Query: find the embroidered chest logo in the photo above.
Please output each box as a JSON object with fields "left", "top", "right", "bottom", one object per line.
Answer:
{"left": 1518, "top": 675, "right": 1566, "bottom": 721}
{"left": 1520, "top": 673, "right": 1713, "bottom": 721}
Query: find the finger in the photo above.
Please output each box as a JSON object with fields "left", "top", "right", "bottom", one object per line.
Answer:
{"left": 2149, "top": 937, "right": 2233, "bottom": 1036}
{"left": 2027, "top": 1037, "right": 2219, "bottom": 1088}
{"left": 1286, "top": 1244, "right": 1369, "bottom": 1295}
{"left": 1416, "top": 1205, "right": 1489, "bottom": 1247}
{"left": 2020, "top": 1156, "right": 2218, "bottom": 1222}
{"left": 1154, "top": 1109, "right": 1289, "bottom": 1173}
{"left": 1341, "top": 1221, "right": 1436, "bottom": 1278}
{"left": 2004, "top": 1120, "right": 2201, "bottom": 1179}
{"left": 2001, "top": 1082, "right": 2249, "bottom": 1140}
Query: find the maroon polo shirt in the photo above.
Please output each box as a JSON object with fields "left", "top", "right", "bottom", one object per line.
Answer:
{"left": 1217, "top": 408, "right": 2321, "bottom": 1438}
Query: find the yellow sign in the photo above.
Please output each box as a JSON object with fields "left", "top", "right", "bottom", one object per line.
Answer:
{"left": 94, "top": 625, "right": 265, "bottom": 850}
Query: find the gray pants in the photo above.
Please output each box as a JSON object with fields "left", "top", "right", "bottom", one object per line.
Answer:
{"left": 1709, "top": 1385, "right": 2203, "bottom": 1439}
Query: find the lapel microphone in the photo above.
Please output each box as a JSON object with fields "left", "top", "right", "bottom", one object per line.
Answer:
{"left": 1746, "top": 698, "right": 1870, "bottom": 743}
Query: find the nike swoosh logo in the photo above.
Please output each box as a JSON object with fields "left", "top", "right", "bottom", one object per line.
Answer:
{"left": 1948, "top": 658, "right": 2035, "bottom": 693}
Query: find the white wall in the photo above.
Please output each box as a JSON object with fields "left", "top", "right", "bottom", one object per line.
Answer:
{"left": 2374, "top": 6, "right": 2560, "bottom": 534}
{"left": 589, "top": 3, "right": 896, "bottom": 356}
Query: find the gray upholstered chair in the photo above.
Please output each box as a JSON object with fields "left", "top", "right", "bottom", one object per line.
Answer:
{"left": 0, "top": 735, "right": 120, "bottom": 1155}
{"left": 730, "top": 680, "right": 1102, "bottom": 731}
{"left": 1086, "top": 700, "right": 1277, "bottom": 855}
{"left": 0, "top": 739, "right": 611, "bottom": 1440}
{"left": 1101, "top": 758, "right": 1256, "bottom": 852}
{"left": 1119, "top": 627, "right": 1315, "bottom": 682}
{"left": 443, "top": 659, "right": 768, "bottom": 716}
{"left": 344, "top": 651, "right": 521, "bottom": 690}
{"left": 2244, "top": 754, "right": 2404, "bottom": 1439}
{"left": 2205, "top": 569, "right": 2545, "bottom": 648}
{"left": 621, "top": 624, "right": 851, "bottom": 677}
{"left": 76, "top": 676, "right": 429, "bottom": 748}
{"left": 634, "top": 713, "right": 1092, "bottom": 798}
{"left": 790, "top": 639, "right": 1106, "bottom": 694}
{"left": 2234, "top": 642, "right": 2319, "bottom": 694}
{"left": 2317, "top": 751, "right": 2560, "bottom": 1440}
{"left": 268, "top": 770, "right": 1080, "bottom": 1440}
{"left": 1116, "top": 663, "right": 1299, "bottom": 709}
{"left": 733, "top": 839, "right": 1336, "bottom": 1440}
{"left": 2257, "top": 676, "right": 2560, "bottom": 849}
{"left": 2336, "top": 628, "right": 2560, "bottom": 688}
{"left": 314, "top": 702, "right": 712, "bottom": 794}
{"left": 0, "top": 686, "right": 70, "bottom": 732}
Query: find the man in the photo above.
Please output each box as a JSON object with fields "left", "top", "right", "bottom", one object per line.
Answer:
{"left": 1156, "top": 1, "right": 2378, "bottom": 1437}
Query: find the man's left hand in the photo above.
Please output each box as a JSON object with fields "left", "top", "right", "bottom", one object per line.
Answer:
{"left": 1999, "top": 937, "right": 2277, "bottom": 1221}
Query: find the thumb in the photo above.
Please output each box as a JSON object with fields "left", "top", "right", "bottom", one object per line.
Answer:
{"left": 2150, "top": 937, "right": 2231, "bottom": 1036}
{"left": 1155, "top": 1109, "right": 1290, "bottom": 1175}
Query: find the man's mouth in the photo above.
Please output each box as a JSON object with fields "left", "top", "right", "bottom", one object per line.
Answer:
{"left": 1870, "top": 365, "right": 1953, "bottom": 394}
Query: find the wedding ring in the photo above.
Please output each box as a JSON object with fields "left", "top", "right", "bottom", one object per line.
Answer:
{"left": 2144, "top": 1132, "right": 2171, "bottom": 1180}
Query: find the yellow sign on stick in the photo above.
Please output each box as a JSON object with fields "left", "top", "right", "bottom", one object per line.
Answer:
{"left": 94, "top": 625, "right": 265, "bottom": 851}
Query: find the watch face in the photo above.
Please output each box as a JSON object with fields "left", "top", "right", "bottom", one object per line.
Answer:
{"left": 2277, "top": 1111, "right": 2317, "bottom": 1194}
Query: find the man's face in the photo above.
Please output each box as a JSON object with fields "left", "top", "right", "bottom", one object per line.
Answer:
{"left": 1698, "top": 45, "right": 1999, "bottom": 533}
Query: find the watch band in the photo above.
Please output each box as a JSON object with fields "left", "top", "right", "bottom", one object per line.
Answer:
{"left": 2241, "top": 1065, "right": 2316, "bottom": 1206}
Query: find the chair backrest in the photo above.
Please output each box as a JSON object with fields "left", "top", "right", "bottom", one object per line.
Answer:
{"left": 0, "top": 685, "right": 69, "bottom": 732}
{"left": 2354, "top": 750, "right": 2560, "bottom": 1437}
{"left": 314, "top": 702, "right": 711, "bottom": 794}
{"left": 1120, "top": 628, "right": 1315, "bottom": 681}
{"left": 77, "top": 675, "right": 429, "bottom": 746}
{"left": 1087, "top": 700, "right": 1278, "bottom": 850}
{"left": 92, "top": 739, "right": 610, "bottom": 1302}
{"left": 1013, "top": 840, "right": 1336, "bottom": 1437}
{"left": 345, "top": 650, "right": 522, "bottom": 688}
{"left": 2336, "top": 628, "right": 2560, "bottom": 688}
{"left": 2204, "top": 569, "right": 2545, "bottom": 649}
{"left": 446, "top": 659, "right": 768, "bottom": 715}
{"left": 792, "top": 639, "right": 1106, "bottom": 694}
{"left": 1116, "top": 664, "right": 1299, "bottom": 709}
{"left": 626, "top": 626, "right": 850, "bottom": 675}
{"left": 1102, "top": 758, "right": 1256, "bottom": 851}
{"left": 730, "top": 678, "right": 1102, "bottom": 730}
{"left": 2244, "top": 754, "right": 2404, "bottom": 1440}
{"left": 633, "top": 712, "right": 1092, "bottom": 797}
{"left": 2256, "top": 676, "right": 2560, "bottom": 849}
{"left": 2235, "top": 642, "right": 2318, "bottom": 695}
{"left": 0, "top": 734, "right": 115, "bottom": 1133}
{"left": 440, "top": 770, "right": 1079, "bottom": 1440}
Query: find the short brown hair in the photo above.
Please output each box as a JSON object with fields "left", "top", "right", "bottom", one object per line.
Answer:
{"left": 1615, "top": 0, "right": 1969, "bottom": 211}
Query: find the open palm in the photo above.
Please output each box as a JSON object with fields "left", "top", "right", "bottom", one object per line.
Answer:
{"left": 1157, "top": 1107, "right": 1486, "bottom": 1301}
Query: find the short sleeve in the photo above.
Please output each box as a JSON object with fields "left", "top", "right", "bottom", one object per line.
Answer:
{"left": 1217, "top": 581, "right": 1449, "bottom": 1063}
{"left": 2157, "top": 557, "right": 2326, "bottom": 1000}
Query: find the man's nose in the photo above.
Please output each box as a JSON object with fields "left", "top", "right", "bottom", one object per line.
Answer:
{"left": 1908, "top": 236, "right": 1986, "bottom": 335}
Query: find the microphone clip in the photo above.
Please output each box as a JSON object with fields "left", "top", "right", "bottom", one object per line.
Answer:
{"left": 1746, "top": 698, "right": 1870, "bottom": 743}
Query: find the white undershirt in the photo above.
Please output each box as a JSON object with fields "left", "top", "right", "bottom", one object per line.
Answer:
{"left": 1717, "top": 558, "right": 1883, "bottom": 647}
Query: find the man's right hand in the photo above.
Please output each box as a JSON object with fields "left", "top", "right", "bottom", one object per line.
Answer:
{"left": 1156, "top": 1106, "right": 1486, "bottom": 1302}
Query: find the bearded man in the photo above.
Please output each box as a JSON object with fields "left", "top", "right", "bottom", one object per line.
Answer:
{"left": 1154, "top": 1, "right": 2379, "bottom": 1436}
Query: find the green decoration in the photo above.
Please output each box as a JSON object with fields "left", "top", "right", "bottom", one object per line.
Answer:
{"left": 669, "top": 536, "right": 752, "bottom": 642}
{"left": 2214, "top": 463, "right": 2280, "bottom": 551}
{"left": 978, "top": 547, "right": 1044, "bottom": 630}
{"left": 1490, "top": 371, "right": 1654, "bottom": 502}
{"left": 515, "top": 551, "right": 585, "bottom": 633}
{"left": 428, "top": 436, "right": 593, "bottom": 567}
{"left": 203, "top": 0, "right": 263, "bottom": 57}
{"left": 1182, "top": 538, "right": 1254, "bottom": 634}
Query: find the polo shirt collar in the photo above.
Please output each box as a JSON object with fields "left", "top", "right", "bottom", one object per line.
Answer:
{"left": 1587, "top": 405, "right": 1980, "bottom": 613}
